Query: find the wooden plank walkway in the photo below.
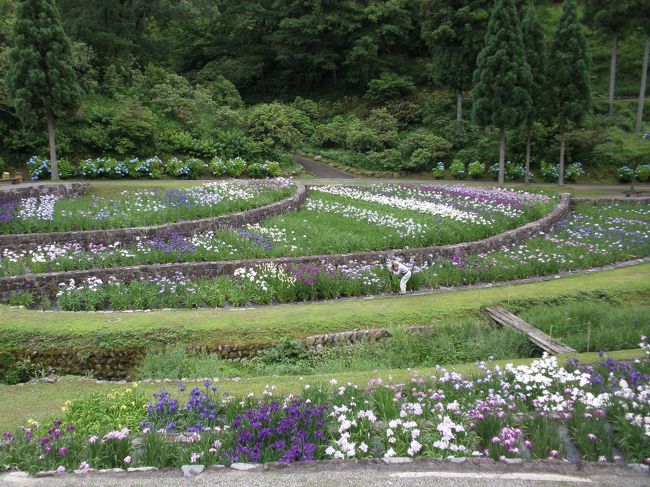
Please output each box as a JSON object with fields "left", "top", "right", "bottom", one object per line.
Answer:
{"left": 485, "top": 306, "right": 576, "bottom": 355}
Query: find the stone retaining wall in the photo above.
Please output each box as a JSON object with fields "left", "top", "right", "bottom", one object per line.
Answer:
{"left": 0, "top": 194, "right": 571, "bottom": 301}
{"left": 0, "top": 182, "right": 88, "bottom": 200}
{"left": 21, "top": 325, "right": 435, "bottom": 379}
{"left": 571, "top": 196, "right": 650, "bottom": 205}
{"left": 0, "top": 182, "right": 307, "bottom": 251}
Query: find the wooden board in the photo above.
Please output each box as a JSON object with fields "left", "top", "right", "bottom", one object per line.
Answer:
{"left": 485, "top": 306, "right": 576, "bottom": 355}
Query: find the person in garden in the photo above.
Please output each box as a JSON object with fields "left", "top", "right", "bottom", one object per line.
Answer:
{"left": 389, "top": 259, "right": 411, "bottom": 294}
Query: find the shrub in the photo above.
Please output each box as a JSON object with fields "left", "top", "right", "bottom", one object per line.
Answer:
{"left": 539, "top": 161, "right": 559, "bottom": 182}
{"left": 365, "top": 149, "right": 403, "bottom": 172}
{"left": 565, "top": 162, "right": 584, "bottom": 182}
{"left": 26, "top": 156, "right": 50, "bottom": 180}
{"left": 214, "top": 130, "right": 264, "bottom": 162}
{"left": 635, "top": 164, "right": 650, "bottom": 182}
{"left": 166, "top": 157, "right": 205, "bottom": 179}
{"left": 398, "top": 129, "right": 452, "bottom": 162}
{"left": 57, "top": 158, "right": 77, "bottom": 179}
{"left": 209, "top": 157, "right": 227, "bottom": 177}
{"left": 449, "top": 159, "right": 466, "bottom": 179}
{"left": 618, "top": 166, "right": 634, "bottom": 182}
{"left": 204, "top": 75, "right": 244, "bottom": 109}
{"left": 467, "top": 160, "right": 485, "bottom": 179}
{"left": 109, "top": 102, "right": 156, "bottom": 156}
{"left": 385, "top": 99, "right": 422, "bottom": 128}
{"left": 225, "top": 157, "right": 246, "bottom": 177}
{"left": 311, "top": 116, "right": 350, "bottom": 148}
{"left": 247, "top": 102, "right": 311, "bottom": 150}
{"left": 366, "top": 108, "right": 398, "bottom": 147}
{"left": 432, "top": 161, "right": 445, "bottom": 179}
{"left": 365, "top": 72, "right": 415, "bottom": 102}
{"left": 247, "top": 160, "right": 281, "bottom": 178}
{"left": 408, "top": 148, "right": 435, "bottom": 171}
{"left": 345, "top": 122, "right": 383, "bottom": 153}
{"left": 505, "top": 161, "right": 524, "bottom": 181}
{"left": 0, "top": 156, "right": 5, "bottom": 174}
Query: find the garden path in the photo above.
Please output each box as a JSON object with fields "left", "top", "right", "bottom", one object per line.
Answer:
{"left": 3, "top": 462, "right": 647, "bottom": 487}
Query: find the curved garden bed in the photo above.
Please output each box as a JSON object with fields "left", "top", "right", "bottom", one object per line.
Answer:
{"left": 0, "top": 181, "right": 306, "bottom": 251}
{"left": 0, "top": 194, "right": 570, "bottom": 301}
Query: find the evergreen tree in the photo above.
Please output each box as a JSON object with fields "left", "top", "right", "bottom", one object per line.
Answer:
{"left": 421, "top": 0, "right": 489, "bottom": 121}
{"left": 521, "top": 1, "right": 547, "bottom": 185}
{"left": 6, "top": 0, "right": 81, "bottom": 180}
{"left": 584, "top": 1, "right": 632, "bottom": 117}
{"left": 472, "top": 0, "right": 532, "bottom": 186}
{"left": 548, "top": 0, "right": 590, "bottom": 185}
{"left": 636, "top": 0, "right": 650, "bottom": 133}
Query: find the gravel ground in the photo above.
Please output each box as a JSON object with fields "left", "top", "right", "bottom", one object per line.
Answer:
{"left": 2, "top": 462, "right": 649, "bottom": 487}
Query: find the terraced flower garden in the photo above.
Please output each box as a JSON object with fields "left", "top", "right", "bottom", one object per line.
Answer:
{"left": 0, "top": 178, "right": 294, "bottom": 233}
{"left": 1, "top": 182, "right": 648, "bottom": 312}
{"left": 1, "top": 180, "right": 650, "bottom": 475}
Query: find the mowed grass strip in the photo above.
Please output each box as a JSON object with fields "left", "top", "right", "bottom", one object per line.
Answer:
{"left": 1, "top": 263, "right": 649, "bottom": 349}
{"left": 0, "top": 348, "right": 643, "bottom": 433}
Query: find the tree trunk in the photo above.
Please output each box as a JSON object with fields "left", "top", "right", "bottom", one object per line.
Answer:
{"left": 332, "top": 69, "right": 337, "bottom": 86}
{"left": 498, "top": 128, "right": 505, "bottom": 187}
{"left": 524, "top": 128, "right": 531, "bottom": 185}
{"left": 608, "top": 31, "right": 618, "bottom": 117}
{"left": 46, "top": 113, "right": 59, "bottom": 181}
{"left": 636, "top": 36, "right": 650, "bottom": 133}
{"left": 558, "top": 130, "right": 566, "bottom": 186}
{"left": 456, "top": 92, "right": 463, "bottom": 121}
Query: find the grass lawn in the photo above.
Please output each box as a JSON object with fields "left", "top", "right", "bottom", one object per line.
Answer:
{"left": 1, "top": 263, "right": 649, "bottom": 351}
{"left": 0, "top": 348, "right": 642, "bottom": 433}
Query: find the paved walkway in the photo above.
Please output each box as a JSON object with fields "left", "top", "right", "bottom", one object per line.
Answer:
{"left": 2, "top": 462, "right": 647, "bottom": 487}
{"left": 294, "top": 155, "right": 357, "bottom": 179}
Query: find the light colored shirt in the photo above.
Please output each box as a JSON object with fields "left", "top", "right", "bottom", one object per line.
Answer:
{"left": 390, "top": 262, "right": 410, "bottom": 277}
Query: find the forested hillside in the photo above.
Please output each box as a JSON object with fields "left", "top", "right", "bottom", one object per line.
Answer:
{"left": 0, "top": 0, "right": 648, "bottom": 182}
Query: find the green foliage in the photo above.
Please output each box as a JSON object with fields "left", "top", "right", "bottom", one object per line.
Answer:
{"left": 345, "top": 121, "right": 383, "bottom": 153}
{"left": 592, "top": 129, "right": 650, "bottom": 168}
{"left": 109, "top": 102, "right": 155, "bottom": 156}
{"left": 165, "top": 157, "right": 206, "bottom": 179}
{"left": 311, "top": 116, "right": 351, "bottom": 148}
{"left": 365, "top": 72, "right": 415, "bottom": 102}
{"left": 431, "top": 160, "right": 445, "bottom": 178}
{"left": 225, "top": 156, "right": 246, "bottom": 177}
{"left": 467, "top": 160, "right": 485, "bottom": 178}
{"left": 399, "top": 128, "right": 453, "bottom": 169}
{"left": 247, "top": 161, "right": 281, "bottom": 178}
{"left": 421, "top": 0, "right": 489, "bottom": 98}
{"left": 548, "top": 0, "right": 591, "bottom": 129}
{"left": 57, "top": 158, "right": 76, "bottom": 179}
{"left": 472, "top": 0, "right": 532, "bottom": 130}
{"left": 385, "top": 99, "right": 422, "bottom": 128}
{"left": 203, "top": 76, "right": 244, "bottom": 109}
{"left": 247, "top": 102, "right": 310, "bottom": 151}
{"left": 449, "top": 159, "right": 466, "bottom": 179}
{"left": 521, "top": 2, "right": 548, "bottom": 126}
{"left": 366, "top": 108, "right": 398, "bottom": 147}
{"left": 365, "top": 149, "right": 404, "bottom": 172}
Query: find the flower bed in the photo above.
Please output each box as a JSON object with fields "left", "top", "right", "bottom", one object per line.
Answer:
{"left": 2, "top": 347, "right": 650, "bottom": 473}
{"left": 0, "top": 179, "right": 294, "bottom": 234}
{"left": 2, "top": 201, "right": 647, "bottom": 311}
{"left": 0, "top": 184, "right": 555, "bottom": 274}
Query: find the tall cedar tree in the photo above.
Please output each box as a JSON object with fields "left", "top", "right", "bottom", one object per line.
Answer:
{"left": 548, "top": 0, "right": 590, "bottom": 185}
{"left": 6, "top": 0, "right": 81, "bottom": 180}
{"left": 636, "top": 0, "right": 650, "bottom": 133}
{"left": 584, "top": 1, "right": 632, "bottom": 117}
{"left": 421, "top": 0, "right": 489, "bottom": 121}
{"left": 521, "top": 1, "right": 547, "bottom": 185}
{"left": 472, "top": 0, "right": 532, "bottom": 186}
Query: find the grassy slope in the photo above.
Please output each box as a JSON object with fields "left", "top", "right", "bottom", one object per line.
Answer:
{"left": 0, "top": 348, "right": 643, "bottom": 432}
{"left": 1, "top": 263, "right": 649, "bottom": 349}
